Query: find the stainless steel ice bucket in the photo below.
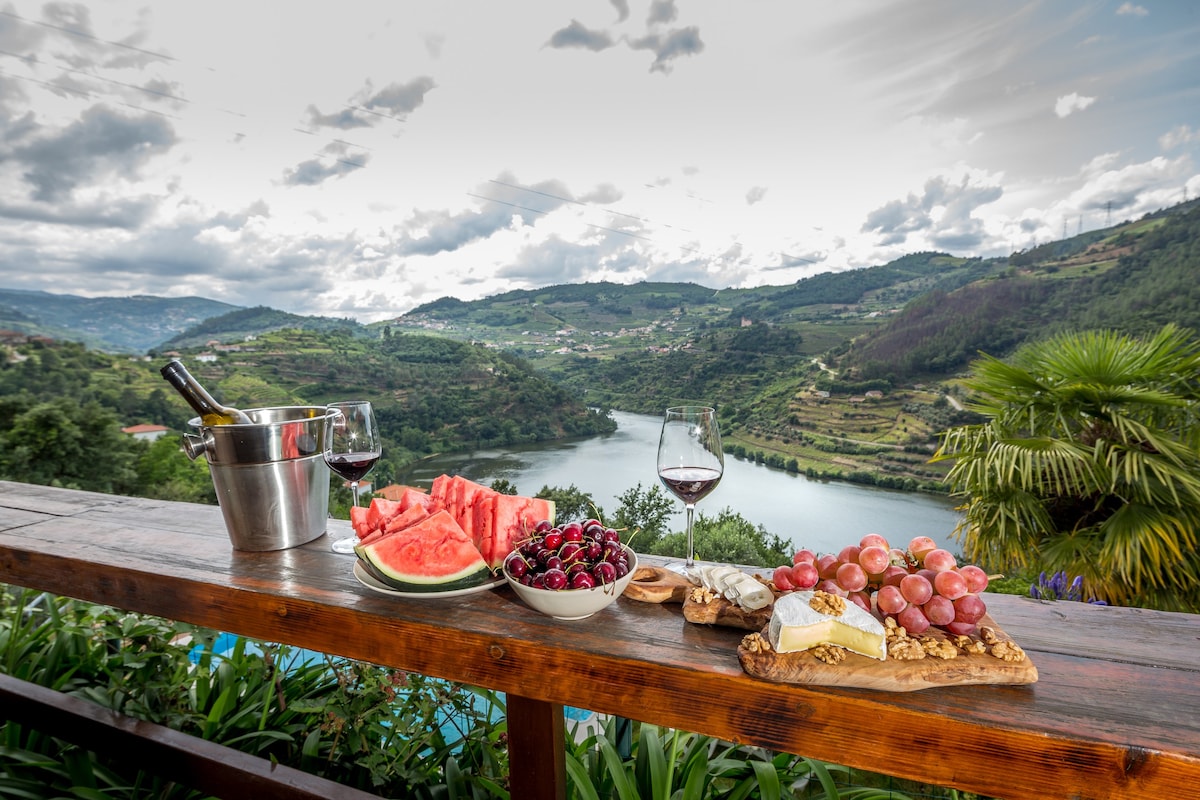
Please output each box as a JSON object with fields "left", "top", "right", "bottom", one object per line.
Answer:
{"left": 182, "top": 405, "right": 334, "bottom": 551}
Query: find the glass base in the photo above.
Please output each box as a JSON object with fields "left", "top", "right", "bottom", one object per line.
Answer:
{"left": 330, "top": 535, "right": 360, "bottom": 554}
{"left": 664, "top": 559, "right": 699, "bottom": 582}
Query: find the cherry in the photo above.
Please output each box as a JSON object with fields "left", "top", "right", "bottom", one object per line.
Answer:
{"left": 592, "top": 561, "right": 617, "bottom": 586}
{"left": 542, "top": 530, "right": 564, "bottom": 551}
{"left": 570, "top": 571, "right": 596, "bottom": 589}
{"left": 543, "top": 568, "right": 568, "bottom": 590}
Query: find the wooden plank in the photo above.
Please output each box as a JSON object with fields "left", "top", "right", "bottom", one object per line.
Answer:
{"left": 507, "top": 696, "right": 566, "bottom": 800}
{"left": 0, "top": 673, "right": 381, "bottom": 800}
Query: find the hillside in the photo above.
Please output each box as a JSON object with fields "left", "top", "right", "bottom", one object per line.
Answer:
{"left": 0, "top": 289, "right": 239, "bottom": 354}
{"left": 0, "top": 328, "right": 614, "bottom": 496}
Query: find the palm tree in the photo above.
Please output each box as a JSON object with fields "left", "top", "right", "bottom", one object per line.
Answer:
{"left": 933, "top": 324, "right": 1200, "bottom": 611}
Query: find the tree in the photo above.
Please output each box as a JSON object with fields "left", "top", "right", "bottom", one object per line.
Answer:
{"left": 933, "top": 325, "right": 1200, "bottom": 611}
{"left": 0, "top": 398, "right": 140, "bottom": 494}
{"left": 534, "top": 484, "right": 602, "bottom": 522}
{"left": 649, "top": 507, "right": 791, "bottom": 567}
{"left": 609, "top": 482, "right": 674, "bottom": 549}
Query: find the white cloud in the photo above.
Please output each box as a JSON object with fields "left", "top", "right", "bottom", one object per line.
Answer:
{"left": 1055, "top": 92, "right": 1097, "bottom": 118}
{"left": 1160, "top": 125, "right": 1199, "bottom": 151}
{"left": 1116, "top": 3, "right": 1149, "bottom": 18}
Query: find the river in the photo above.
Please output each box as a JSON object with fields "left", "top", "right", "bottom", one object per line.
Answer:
{"left": 395, "top": 411, "right": 963, "bottom": 556}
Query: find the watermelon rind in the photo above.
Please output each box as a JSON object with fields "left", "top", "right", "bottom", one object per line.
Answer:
{"left": 356, "top": 509, "right": 492, "bottom": 593}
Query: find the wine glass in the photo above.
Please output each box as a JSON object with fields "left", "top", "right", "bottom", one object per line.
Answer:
{"left": 657, "top": 405, "right": 723, "bottom": 572}
{"left": 325, "top": 400, "right": 382, "bottom": 554}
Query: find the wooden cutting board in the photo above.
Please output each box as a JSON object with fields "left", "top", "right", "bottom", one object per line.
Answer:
{"left": 626, "top": 566, "right": 1037, "bottom": 692}
{"left": 738, "top": 613, "right": 1038, "bottom": 691}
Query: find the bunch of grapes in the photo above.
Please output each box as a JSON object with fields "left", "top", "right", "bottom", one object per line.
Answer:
{"left": 504, "top": 519, "right": 630, "bottom": 591}
{"left": 771, "top": 534, "right": 990, "bottom": 635}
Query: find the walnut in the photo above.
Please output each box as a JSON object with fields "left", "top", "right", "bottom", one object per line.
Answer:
{"left": 688, "top": 586, "right": 716, "bottom": 605}
{"left": 979, "top": 625, "right": 1001, "bottom": 645}
{"left": 741, "top": 632, "right": 772, "bottom": 654}
{"left": 809, "top": 590, "right": 846, "bottom": 616}
{"left": 953, "top": 635, "right": 988, "bottom": 655}
{"left": 888, "top": 637, "right": 927, "bottom": 660}
{"left": 989, "top": 640, "right": 1027, "bottom": 663}
{"left": 884, "top": 616, "right": 909, "bottom": 641}
{"left": 810, "top": 644, "right": 847, "bottom": 665}
{"left": 920, "top": 636, "right": 959, "bottom": 660}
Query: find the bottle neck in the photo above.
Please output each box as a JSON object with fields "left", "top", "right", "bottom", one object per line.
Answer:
{"left": 160, "top": 360, "right": 251, "bottom": 425}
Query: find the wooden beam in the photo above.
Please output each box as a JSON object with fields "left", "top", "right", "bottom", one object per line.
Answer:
{"left": 0, "top": 673, "right": 380, "bottom": 800}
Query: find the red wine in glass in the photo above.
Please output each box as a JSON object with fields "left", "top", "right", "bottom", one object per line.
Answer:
{"left": 326, "top": 452, "right": 380, "bottom": 484}
{"left": 325, "top": 400, "right": 381, "bottom": 554}
{"left": 657, "top": 406, "right": 723, "bottom": 571}
{"left": 658, "top": 466, "right": 722, "bottom": 505}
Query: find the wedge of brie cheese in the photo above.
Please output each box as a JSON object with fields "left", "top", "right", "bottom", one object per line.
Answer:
{"left": 768, "top": 591, "right": 887, "bottom": 660}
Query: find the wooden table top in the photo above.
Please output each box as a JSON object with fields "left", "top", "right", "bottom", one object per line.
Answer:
{"left": 2, "top": 480, "right": 1199, "bottom": 800}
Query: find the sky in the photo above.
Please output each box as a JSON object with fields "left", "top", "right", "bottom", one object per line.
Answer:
{"left": 1, "top": 1, "right": 1198, "bottom": 323}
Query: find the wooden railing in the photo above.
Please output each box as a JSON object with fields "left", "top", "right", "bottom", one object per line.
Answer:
{"left": 2, "top": 480, "right": 1199, "bottom": 800}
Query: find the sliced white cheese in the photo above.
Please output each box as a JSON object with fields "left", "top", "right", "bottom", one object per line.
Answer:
{"left": 733, "top": 579, "right": 773, "bottom": 611}
{"left": 694, "top": 565, "right": 775, "bottom": 612}
{"left": 768, "top": 591, "right": 887, "bottom": 660}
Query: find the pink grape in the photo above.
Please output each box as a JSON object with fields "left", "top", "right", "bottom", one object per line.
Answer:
{"left": 859, "top": 533, "right": 889, "bottom": 550}
{"left": 837, "top": 544, "right": 862, "bottom": 565}
{"left": 790, "top": 561, "right": 819, "bottom": 590}
{"left": 816, "top": 579, "right": 847, "bottom": 597}
{"left": 792, "top": 548, "right": 817, "bottom": 565}
{"left": 848, "top": 591, "right": 872, "bottom": 613}
{"left": 933, "top": 569, "right": 969, "bottom": 600}
{"left": 857, "top": 545, "right": 890, "bottom": 576}
{"left": 773, "top": 565, "right": 795, "bottom": 592}
{"left": 908, "top": 536, "right": 937, "bottom": 561}
{"left": 888, "top": 547, "right": 912, "bottom": 568}
{"left": 876, "top": 584, "right": 907, "bottom": 615}
{"left": 953, "top": 593, "right": 987, "bottom": 625}
{"left": 923, "top": 595, "right": 955, "bottom": 626}
{"left": 944, "top": 620, "right": 977, "bottom": 636}
{"left": 881, "top": 565, "right": 909, "bottom": 587}
{"left": 958, "top": 564, "right": 989, "bottom": 594}
{"left": 816, "top": 554, "right": 840, "bottom": 580}
{"left": 836, "top": 562, "right": 868, "bottom": 593}
{"left": 923, "top": 548, "right": 958, "bottom": 572}
{"left": 917, "top": 568, "right": 939, "bottom": 584}
{"left": 897, "top": 603, "right": 931, "bottom": 635}
{"left": 900, "top": 573, "right": 933, "bottom": 605}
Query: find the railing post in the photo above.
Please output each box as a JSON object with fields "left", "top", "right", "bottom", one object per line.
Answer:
{"left": 506, "top": 694, "right": 566, "bottom": 800}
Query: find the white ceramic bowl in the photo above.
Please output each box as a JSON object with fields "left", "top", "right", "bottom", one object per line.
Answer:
{"left": 504, "top": 545, "right": 638, "bottom": 620}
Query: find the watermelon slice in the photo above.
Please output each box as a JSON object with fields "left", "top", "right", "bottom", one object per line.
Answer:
{"left": 356, "top": 510, "right": 490, "bottom": 592}
{"left": 488, "top": 494, "right": 555, "bottom": 570}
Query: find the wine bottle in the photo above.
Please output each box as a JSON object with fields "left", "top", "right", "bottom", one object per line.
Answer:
{"left": 159, "top": 359, "right": 253, "bottom": 426}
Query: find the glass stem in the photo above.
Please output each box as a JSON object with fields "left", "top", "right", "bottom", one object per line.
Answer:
{"left": 684, "top": 503, "right": 696, "bottom": 567}
{"left": 351, "top": 481, "right": 361, "bottom": 509}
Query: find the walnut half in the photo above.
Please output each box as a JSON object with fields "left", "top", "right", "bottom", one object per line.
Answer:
{"left": 741, "top": 632, "right": 772, "bottom": 654}
{"left": 989, "top": 640, "right": 1027, "bottom": 663}
{"left": 808, "top": 590, "right": 846, "bottom": 616}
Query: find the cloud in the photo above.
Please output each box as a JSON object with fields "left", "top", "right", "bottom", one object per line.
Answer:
{"left": 282, "top": 141, "right": 369, "bottom": 186}
{"left": 746, "top": 186, "right": 767, "bottom": 205}
{"left": 305, "top": 76, "right": 437, "bottom": 130}
{"left": 396, "top": 174, "right": 577, "bottom": 257}
{"left": 6, "top": 104, "right": 176, "bottom": 202}
{"left": 629, "top": 26, "right": 704, "bottom": 73}
{"left": 1054, "top": 92, "right": 1096, "bottom": 118}
{"left": 1116, "top": 3, "right": 1149, "bottom": 17}
{"left": 1067, "top": 154, "right": 1187, "bottom": 213}
{"left": 1160, "top": 124, "right": 1198, "bottom": 151}
{"left": 546, "top": 20, "right": 615, "bottom": 52}
{"left": 647, "top": 0, "right": 678, "bottom": 26}
{"left": 610, "top": 0, "right": 630, "bottom": 22}
{"left": 861, "top": 172, "right": 1003, "bottom": 250}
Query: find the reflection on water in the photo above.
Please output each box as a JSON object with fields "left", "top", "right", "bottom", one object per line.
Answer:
{"left": 396, "top": 411, "right": 962, "bottom": 555}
